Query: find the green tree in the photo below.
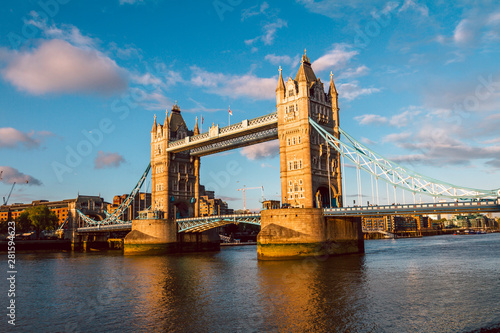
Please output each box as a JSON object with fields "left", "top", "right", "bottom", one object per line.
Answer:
{"left": 16, "top": 211, "right": 32, "bottom": 233}
{"left": 17, "top": 206, "right": 58, "bottom": 238}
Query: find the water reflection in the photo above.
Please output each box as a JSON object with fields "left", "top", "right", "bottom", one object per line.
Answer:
{"left": 6, "top": 234, "right": 500, "bottom": 332}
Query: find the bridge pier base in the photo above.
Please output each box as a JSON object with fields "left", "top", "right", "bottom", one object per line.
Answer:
{"left": 124, "top": 219, "right": 178, "bottom": 255}
{"left": 124, "top": 219, "right": 220, "bottom": 255}
{"left": 257, "top": 208, "right": 364, "bottom": 260}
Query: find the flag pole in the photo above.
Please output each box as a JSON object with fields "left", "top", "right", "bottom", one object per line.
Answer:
{"left": 228, "top": 105, "right": 230, "bottom": 126}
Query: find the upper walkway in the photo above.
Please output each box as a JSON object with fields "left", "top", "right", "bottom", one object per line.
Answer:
{"left": 165, "top": 112, "right": 277, "bottom": 156}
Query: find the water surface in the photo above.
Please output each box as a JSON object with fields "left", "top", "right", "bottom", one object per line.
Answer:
{"left": 4, "top": 234, "right": 500, "bottom": 332}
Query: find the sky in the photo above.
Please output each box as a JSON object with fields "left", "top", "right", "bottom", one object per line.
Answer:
{"left": 1, "top": 0, "right": 500, "bottom": 211}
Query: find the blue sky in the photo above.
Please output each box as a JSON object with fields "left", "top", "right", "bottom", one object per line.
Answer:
{"left": 1, "top": 0, "right": 500, "bottom": 210}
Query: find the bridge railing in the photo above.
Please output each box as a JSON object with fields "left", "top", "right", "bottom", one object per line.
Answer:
{"left": 166, "top": 112, "right": 277, "bottom": 151}
{"left": 323, "top": 199, "right": 500, "bottom": 215}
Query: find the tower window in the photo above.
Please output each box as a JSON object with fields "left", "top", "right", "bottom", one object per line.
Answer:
{"left": 298, "top": 136, "right": 301, "bottom": 144}
{"left": 292, "top": 137, "right": 296, "bottom": 145}
{"left": 287, "top": 138, "right": 291, "bottom": 146}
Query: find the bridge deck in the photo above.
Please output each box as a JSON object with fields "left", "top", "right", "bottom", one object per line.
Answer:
{"left": 76, "top": 200, "right": 499, "bottom": 233}
{"left": 324, "top": 199, "right": 500, "bottom": 216}
{"left": 164, "top": 112, "right": 277, "bottom": 156}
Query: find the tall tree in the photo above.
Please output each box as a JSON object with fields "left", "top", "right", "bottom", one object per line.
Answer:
{"left": 16, "top": 211, "right": 32, "bottom": 233}
{"left": 18, "top": 206, "right": 59, "bottom": 238}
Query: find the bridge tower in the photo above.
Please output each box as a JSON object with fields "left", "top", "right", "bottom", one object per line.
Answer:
{"left": 276, "top": 50, "right": 342, "bottom": 208}
{"left": 150, "top": 102, "right": 199, "bottom": 219}
{"left": 258, "top": 50, "right": 361, "bottom": 260}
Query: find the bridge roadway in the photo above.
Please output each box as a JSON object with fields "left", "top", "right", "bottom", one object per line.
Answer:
{"left": 76, "top": 199, "right": 500, "bottom": 233}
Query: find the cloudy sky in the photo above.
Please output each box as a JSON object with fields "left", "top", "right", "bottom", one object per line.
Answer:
{"left": 1, "top": 0, "right": 500, "bottom": 210}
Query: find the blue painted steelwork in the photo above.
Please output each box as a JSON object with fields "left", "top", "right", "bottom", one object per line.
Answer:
{"left": 323, "top": 199, "right": 500, "bottom": 216}
{"left": 77, "top": 199, "right": 500, "bottom": 233}
{"left": 309, "top": 118, "right": 500, "bottom": 200}
{"left": 177, "top": 214, "right": 261, "bottom": 232}
{"left": 77, "top": 223, "right": 132, "bottom": 233}
{"left": 76, "top": 163, "right": 151, "bottom": 226}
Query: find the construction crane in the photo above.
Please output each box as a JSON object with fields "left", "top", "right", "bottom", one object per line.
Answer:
{"left": 0, "top": 171, "right": 19, "bottom": 206}
{"left": 237, "top": 186, "right": 264, "bottom": 211}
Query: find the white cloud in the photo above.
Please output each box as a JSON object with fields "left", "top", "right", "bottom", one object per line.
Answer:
{"left": 0, "top": 128, "right": 50, "bottom": 149}
{"left": 262, "top": 19, "right": 287, "bottom": 45}
{"left": 245, "top": 18, "right": 287, "bottom": 47}
{"left": 130, "top": 87, "right": 172, "bottom": 111}
{"left": 190, "top": 66, "right": 277, "bottom": 100}
{"left": 338, "top": 65, "right": 369, "bottom": 79}
{"left": 241, "top": 2, "right": 269, "bottom": 21}
{"left": 453, "top": 19, "right": 478, "bottom": 45}
{"left": 94, "top": 151, "right": 126, "bottom": 169}
{"left": 312, "top": 44, "right": 358, "bottom": 72}
{"left": 2, "top": 39, "right": 127, "bottom": 95}
{"left": 264, "top": 53, "right": 299, "bottom": 67}
{"left": 338, "top": 82, "right": 380, "bottom": 101}
{"left": 0, "top": 166, "right": 42, "bottom": 185}
{"left": 360, "top": 137, "right": 376, "bottom": 146}
{"left": 398, "top": 0, "right": 429, "bottom": 17}
{"left": 355, "top": 108, "right": 421, "bottom": 127}
{"left": 25, "top": 14, "right": 96, "bottom": 48}
{"left": 388, "top": 108, "right": 421, "bottom": 127}
{"left": 240, "top": 141, "right": 279, "bottom": 160}
{"left": 354, "top": 114, "right": 388, "bottom": 126}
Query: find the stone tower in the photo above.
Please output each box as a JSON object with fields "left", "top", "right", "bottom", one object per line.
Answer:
{"left": 151, "top": 102, "right": 198, "bottom": 219}
{"left": 276, "top": 50, "right": 342, "bottom": 208}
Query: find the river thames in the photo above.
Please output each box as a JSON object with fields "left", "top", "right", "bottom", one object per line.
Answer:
{"left": 4, "top": 233, "right": 500, "bottom": 332}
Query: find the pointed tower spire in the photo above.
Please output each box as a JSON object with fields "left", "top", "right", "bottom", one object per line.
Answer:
{"left": 194, "top": 116, "right": 200, "bottom": 135}
{"left": 276, "top": 66, "right": 285, "bottom": 91}
{"left": 151, "top": 114, "right": 157, "bottom": 132}
{"left": 329, "top": 71, "right": 337, "bottom": 95}
{"left": 295, "top": 49, "right": 316, "bottom": 83}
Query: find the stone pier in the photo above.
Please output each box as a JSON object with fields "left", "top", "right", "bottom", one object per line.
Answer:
{"left": 257, "top": 208, "right": 364, "bottom": 260}
{"left": 124, "top": 218, "right": 220, "bottom": 255}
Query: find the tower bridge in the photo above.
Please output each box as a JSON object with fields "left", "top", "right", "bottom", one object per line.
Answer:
{"left": 71, "top": 50, "right": 500, "bottom": 259}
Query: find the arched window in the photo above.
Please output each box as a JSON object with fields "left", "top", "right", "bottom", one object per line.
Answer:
{"left": 294, "top": 161, "right": 298, "bottom": 169}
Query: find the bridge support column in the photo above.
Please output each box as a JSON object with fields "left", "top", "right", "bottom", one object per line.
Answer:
{"left": 194, "top": 157, "right": 200, "bottom": 217}
{"left": 257, "top": 208, "right": 364, "bottom": 260}
{"left": 124, "top": 219, "right": 178, "bottom": 255}
{"left": 124, "top": 218, "right": 220, "bottom": 255}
